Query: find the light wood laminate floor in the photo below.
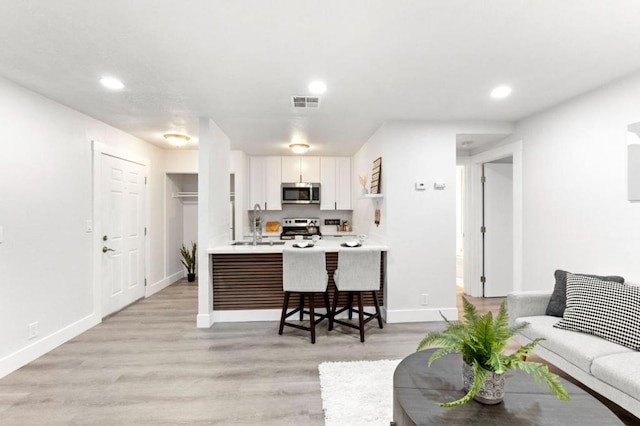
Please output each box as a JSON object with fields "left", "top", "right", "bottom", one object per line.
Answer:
{"left": 0, "top": 281, "right": 636, "bottom": 425}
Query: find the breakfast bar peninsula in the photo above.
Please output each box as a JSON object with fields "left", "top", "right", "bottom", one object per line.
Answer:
{"left": 207, "top": 239, "right": 388, "bottom": 322}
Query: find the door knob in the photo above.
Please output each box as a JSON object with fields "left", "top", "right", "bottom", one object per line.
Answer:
{"left": 102, "top": 246, "right": 115, "bottom": 253}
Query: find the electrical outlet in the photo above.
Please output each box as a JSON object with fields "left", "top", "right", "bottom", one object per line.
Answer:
{"left": 28, "top": 322, "right": 38, "bottom": 339}
{"left": 421, "top": 294, "right": 429, "bottom": 306}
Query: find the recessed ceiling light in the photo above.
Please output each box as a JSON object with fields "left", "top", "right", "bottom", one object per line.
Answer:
{"left": 490, "top": 85, "right": 512, "bottom": 99}
{"left": 163, "top": 133, "right": 190, "bottom": 147}
{"left": 308, "top": 80, "right": 327, "bottom": 94}
{"left": 100, "top": 77, "right": 125, "bottom": 90}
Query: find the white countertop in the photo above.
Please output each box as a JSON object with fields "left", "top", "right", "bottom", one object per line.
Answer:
{"left": 208, "top": 238, "right": 387, "bottom": 254}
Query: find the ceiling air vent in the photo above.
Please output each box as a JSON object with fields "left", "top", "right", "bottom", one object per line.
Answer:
{"left": 291, "top": 96, "right": 320, "bottom": 108}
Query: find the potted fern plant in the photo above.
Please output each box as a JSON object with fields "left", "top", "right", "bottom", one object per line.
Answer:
{"left": 417, "top": 297, "right": 569, "bottom": 406}
{"left": 180, "top": 242, "right": 197, "bottom": 282}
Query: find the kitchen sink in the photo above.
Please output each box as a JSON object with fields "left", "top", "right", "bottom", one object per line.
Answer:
{"left": 232, "top": 241, "right": 286, "bottom": 246}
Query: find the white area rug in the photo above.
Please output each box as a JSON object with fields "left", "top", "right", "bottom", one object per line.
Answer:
{"left": 318, "top": 359, "right": 401, "bottom": 426}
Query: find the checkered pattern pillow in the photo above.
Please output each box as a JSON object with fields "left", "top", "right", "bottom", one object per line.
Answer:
{"left": 554, "top": 274, "right": 640, "bottom": 350}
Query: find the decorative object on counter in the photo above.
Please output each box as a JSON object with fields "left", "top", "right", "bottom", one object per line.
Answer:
{"left": 294, "top": 241, "right": 314, "bottom": 248}
{"left": 180, "top": 241, "right": 197, "bottom": 282}
{"left": 265, "top": 221, "right": 280, "bottom": 232}
{"left": 359, "top": 174, "right": 369, "bottom": 195}
{"left": 341, "top": 241, "right": 361, "bottom": 248}
{"left": 416, "top": 297, "right": 569, "bottom": 407}
{"left": 336, "top": 220, "right": 351, "bottom": 232}
{"left": 357, "top": 234, "right": 367, "bottom": 244}
{"left": 370, "top": 157, "right": 381, "bottom": 194}
{"left": 312, "top": 234, "right": 321, "bottom": 243}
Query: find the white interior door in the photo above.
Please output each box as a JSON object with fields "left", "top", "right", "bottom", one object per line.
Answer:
{"left": 483, "top": 162, "right": 513, "bottom": 297}
{"left": 101, "top": 154, "right": 146, "bottom": 317}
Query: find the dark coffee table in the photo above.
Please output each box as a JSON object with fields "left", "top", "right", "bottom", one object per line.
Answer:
{"left": 393, "top": 349, "right": 622, "bottom": 425}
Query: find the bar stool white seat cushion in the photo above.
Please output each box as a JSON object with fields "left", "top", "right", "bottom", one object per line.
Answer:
{"left": 334, "top": 248, "right": 380, "bottom": 291}
{"left": 283, "top": 247, "right": 328, "bottom": 292}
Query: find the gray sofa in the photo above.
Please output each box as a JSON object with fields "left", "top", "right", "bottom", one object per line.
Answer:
{"left": 508, "top": 290, "right": 640, "bottom": 419}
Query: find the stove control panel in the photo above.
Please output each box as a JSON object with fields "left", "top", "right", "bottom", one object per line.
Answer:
{"left": 283, "top": 218, "right": 319, "bottom": 226}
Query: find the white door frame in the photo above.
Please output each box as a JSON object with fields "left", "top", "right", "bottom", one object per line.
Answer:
{"left": 92, "top": 141, "right": 151, "bottom": 318}
{"left": 464, "top": 141, "right": 523, "bottom": 297}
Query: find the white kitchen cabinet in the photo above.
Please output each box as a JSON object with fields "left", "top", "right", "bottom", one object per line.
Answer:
{"left": 281, "top": 156, "right": 320, "bottom": 182}
{"left": 249, "top": 156, "right": 282, "bottom": 210}
{"left": 320, "top": 157, "right": 352, "bottom": 210}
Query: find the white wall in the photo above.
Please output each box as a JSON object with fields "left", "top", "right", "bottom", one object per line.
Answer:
{"left": 197, "top": 117, "right": 231, "bottom": 327}
{"left": 353, "top": 122, "right": 457, "bottom": 322}
{"left": 510, "top": 73, "right": 640, "bottom": 289}
{"left": 353, "top": 121, "right": 515, "bottom": 322}
{"left": 165, "top": 150, "right": 198, "bottom": 173}
{"left": 0, "top": 77, "right": 176, "bottom": 378}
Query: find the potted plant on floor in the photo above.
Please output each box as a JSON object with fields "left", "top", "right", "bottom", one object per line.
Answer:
{"left": 180, "top": 241, "right": 197, "bottom": 282}
{"left": 417, "top": 297, "right": 569, "bottom": 406}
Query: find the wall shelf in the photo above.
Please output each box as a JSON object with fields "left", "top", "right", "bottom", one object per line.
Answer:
{"left": 362, "top": 193, "right": 384, "bottom": 199}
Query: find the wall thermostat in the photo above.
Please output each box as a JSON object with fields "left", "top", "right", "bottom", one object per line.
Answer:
{"left": 415, "top": 182, "right": 426, "bottom": 191}
{"left": 434, "top": 182, "right": 446, "bottom": 190}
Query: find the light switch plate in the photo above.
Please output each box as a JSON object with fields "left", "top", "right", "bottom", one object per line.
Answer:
{"left": 415, "top": 182, "right": 426, "bottom": 191}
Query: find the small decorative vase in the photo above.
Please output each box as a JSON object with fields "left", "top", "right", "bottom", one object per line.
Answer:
{"left": 462, "top": 362, "right": 505, "bottom": 405}
{"left": 187, "top": 273, "right": 196, "bottom": 282}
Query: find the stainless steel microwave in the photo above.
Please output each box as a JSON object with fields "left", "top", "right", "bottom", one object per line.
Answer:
{"left": 281, "top": 182, "right": 320, "bottom": 204}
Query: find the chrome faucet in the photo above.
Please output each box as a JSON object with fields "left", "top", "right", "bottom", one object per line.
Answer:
{"left": 252, "top": 203, "right": 262, "bottom": 246}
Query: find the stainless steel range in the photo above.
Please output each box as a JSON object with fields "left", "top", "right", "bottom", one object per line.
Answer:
{"left": 280, "top": 218, "right": 321, "bottom": 240}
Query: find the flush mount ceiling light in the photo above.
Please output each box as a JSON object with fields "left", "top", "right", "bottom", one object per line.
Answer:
{"left": 289, "top": 143, "right": 310, "bottom": 154}
{"left": 308, "top": 80, "right": 327, "bottom": 94}
{"left": 163, "top": 133, "right": 191, "bottom": 147}
{"left": 100, "top": 77, "right": 125, "bottom": 90}
{"left": 490, "top": 85, "right": 512, "bottom": 99}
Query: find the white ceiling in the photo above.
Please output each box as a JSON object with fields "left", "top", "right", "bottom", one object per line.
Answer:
{"left": 1, "top": 1, "right": 640, "bottom": 155}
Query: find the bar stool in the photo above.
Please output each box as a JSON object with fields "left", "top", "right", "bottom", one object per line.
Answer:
{"left": 329, "top": 247, "right": 383, "bottom": 342}
{"left": 278, "top": 246, "right": 331, "bottom": 344}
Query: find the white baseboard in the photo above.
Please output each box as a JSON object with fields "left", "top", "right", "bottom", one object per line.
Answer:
{"left": 0, "top": 313, "right": 100, "bottom": 380}
{"left": 146, "top": 270, "right": 184, "bottom": 297}
{"left": 197, "top": 312, "right": 215, "bottom": 328}
{"left": 385, "top": 307, "right": 458, "bottom": 323}
{"left": 213, "top": 309, "right": 281, "bottom": 322}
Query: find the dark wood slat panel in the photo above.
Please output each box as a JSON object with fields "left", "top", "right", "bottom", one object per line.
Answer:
{"left": 212, "top": 252, "right": 385, "bottom": 310}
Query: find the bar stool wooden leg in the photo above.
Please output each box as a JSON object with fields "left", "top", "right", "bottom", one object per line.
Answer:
{"left": 323, "top": 291, "right": 332, "bottom": 330}
{"left": 348, "top": 293, "right": 354, "bottom": 319}
{"left": 372, "top": 291, "right": 383, "bottom": 329}
{"left": 299, "top": 295, "right": 304, "bottom": 321}
{"left": 329, "top": 289, "right": 339, "bottom": 331}
{"left": 279, "top": 292, "right": 290, "bottom": 335}
{"left": 357, "top": 291, "right": 365, "bottom": 342}
{"left": 309, "top": 292, "right": 316, "bottom": 344}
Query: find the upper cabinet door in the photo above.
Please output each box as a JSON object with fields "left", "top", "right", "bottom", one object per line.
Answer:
{"left": 282, "top": 157, "right": 320, "bottom": 182}
{"left": 249, "top": 156, "right": 265, "bottom": 208}
{"left": 320, "top": 157, "right": 337, "bottom": 210}
{"left": 300, "top": 157, "right": 320, "bottom": 182}
{"left": 281, "top": 157, "right": 301, "bottom": 182}
{"left": 249, "top": 156, "right": 282, "bottom": 210}
{"left": 335, "top": 157, "right": 352, "bottom": 210}
{"left": 264, "top": 156, "right": 282, "bottom": 210}
{"left": 320, "top": 157, "right": 351, "bottom": 210}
